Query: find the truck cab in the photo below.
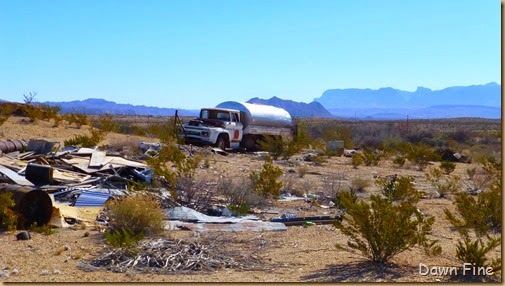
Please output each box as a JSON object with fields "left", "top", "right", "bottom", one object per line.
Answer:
{"left": 182, "top": 108, "right": 244, "bottom": 150}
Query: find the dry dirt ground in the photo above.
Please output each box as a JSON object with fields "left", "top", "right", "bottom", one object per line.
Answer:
{"left": 0, "top": 116, "right": 501, "bottom": 283}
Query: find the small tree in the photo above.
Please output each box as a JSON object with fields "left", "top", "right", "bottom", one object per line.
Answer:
{"left": 334, "top": 192, "right": 441, "bottom": 263}
{"left": 250, "top": 156, "right": 283, "bottom": 199}
{"left": 444, "top": 157, "right": 501, "bottom": 273}
{"left": 376, "top": 175, "right": 420, "bottom": 203}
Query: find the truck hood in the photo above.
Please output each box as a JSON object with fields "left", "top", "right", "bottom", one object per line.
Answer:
{"left": 185, "top": 118, "right": 225, "bottom": 128}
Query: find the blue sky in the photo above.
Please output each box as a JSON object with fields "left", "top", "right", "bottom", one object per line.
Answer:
{"left": 0, "top": 0, "right": 501, "bottom": 109}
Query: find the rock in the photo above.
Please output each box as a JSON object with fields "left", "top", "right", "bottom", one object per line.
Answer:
{"left": 0, "top": 270, "right": 9, "bottom": 278}
{"left": 221, "top": 207, "right": 233, "bottom": 217}
{"left": 11, "top": 268, "right": 19, "bottom": 275}
{"left": 53, "top": 269, "right": 61, "bottom": 275}
{"left": 16, "top": 231, "right": 31, "bottom": 240}
{"left": 40, "top": 269, "right": 50, "bottom": 276}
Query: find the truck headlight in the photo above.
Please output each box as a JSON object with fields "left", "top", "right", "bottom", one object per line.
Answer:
{"left": 201, "top": 131, "right": 210, "bottom": 137}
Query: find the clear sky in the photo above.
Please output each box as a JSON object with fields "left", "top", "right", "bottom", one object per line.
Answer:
{"left": 0, "top": 0, "right": 501, "bottom": 109}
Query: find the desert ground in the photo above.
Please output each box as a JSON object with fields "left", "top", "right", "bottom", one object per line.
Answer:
{"left": 0, "top": 115, "right": 501, "bottom": 283}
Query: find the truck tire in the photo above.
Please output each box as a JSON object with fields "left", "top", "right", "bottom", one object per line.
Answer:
{"left": 241, "top": 135, "right": 257, "bottom": 151}
{"left": 215, "top": 134, "right": 228, "bottom": 150}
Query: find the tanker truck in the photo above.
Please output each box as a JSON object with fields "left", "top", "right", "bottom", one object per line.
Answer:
{"left": 181, "top": 101, "right": 293, "bottom": 150}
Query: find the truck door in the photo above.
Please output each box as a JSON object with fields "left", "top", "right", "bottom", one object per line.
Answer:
{"left": 229, "top": 112, "right": 243, "bottom": 142}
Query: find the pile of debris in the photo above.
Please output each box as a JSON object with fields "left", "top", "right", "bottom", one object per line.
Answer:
{"left": 80, "top": 237, "right": 263, "bottom": 273}
{"left": 0, "top": 139, "right": 153, "bottom": 227}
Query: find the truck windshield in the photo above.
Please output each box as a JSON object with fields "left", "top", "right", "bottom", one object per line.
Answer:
{"left": 200, "top": 110, "right": 230, "bottom": 122}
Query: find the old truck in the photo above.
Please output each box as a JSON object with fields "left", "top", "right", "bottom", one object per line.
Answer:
{"left": 181, "top": 101, "right": 293, "bottom": 150}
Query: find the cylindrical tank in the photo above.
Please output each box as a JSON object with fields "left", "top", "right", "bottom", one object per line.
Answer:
{"left": 0, "top": 139, "right": 28, "bottom": 154}
{"left": 215, "top": 101, "right": 292, "bottom": 129}
{"left": 0, "top": 183, "right": 53, "bottom": 227}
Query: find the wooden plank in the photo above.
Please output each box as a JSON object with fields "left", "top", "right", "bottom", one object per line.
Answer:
{"left": 0, "top": 165, "right": 34, "bottom": 186}
{"left": 88, "top": 151, "right": 107, "bottom": 168}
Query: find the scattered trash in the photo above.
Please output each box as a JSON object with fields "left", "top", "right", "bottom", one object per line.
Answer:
{"left": 0, "top": 270, "right": 9, "bottom": 278}
{"left": 271, "top": 215, "right": 341, "bottom": 226}
{"left": 344, "top": 149, "right": 357, "bottom": 157}
{"left": 211, "top": 148, "right": 228, "bottom": 156}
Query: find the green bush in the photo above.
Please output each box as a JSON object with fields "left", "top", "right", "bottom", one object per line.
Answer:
{"left": 0, "top": 192, "right": 18, "bottom": 232}
{"left": 256, "top": 135, "right": 301, "bottom": 160}
{"left": 425, "top": 167, "right": 461, "bottom": 198}
{"left": 444, "top": 157, "right": 501, "bottom": 274}
{"left": 455, "top": 236, "right": 501, "bottom": 272}
{"left": 334, "top": 192, "right": 441, "bottom": 263}
{"left": 362, "top": 149, "right": 382, "bottom": 166}
{"left": 376, "top": 175, "right": 420, "bottom": 203}
{"left": 351, "top": 153, "right": 364, "bottom": 169}
{"left": 29, "top": 222, "right": 58, "bottom": 235}
{"left": 95, "top": 113, "right": 118, "bottom": 133}
{"left": 350, "top": 176, "right": 371, "bottom": 192}
{"left": 104, "top": 227, "right": 144, "bottom": 251}
{"left": 440, "top": 161, "right": 456, "bottom": 174}
{"left": 63, "top": 128, "right": 106, "bottom": 147}
{"left": 250, "top": 156, "right": 283, "bottom": 199}
{"left": 63, "top": 111, "right": 89, "bottom": 127}
{"left": 332, "top": 189, "right": 357, "bottom": 211}
{"left": 392, "top": 156, "right": 406, "bottom": 167}
{"left": 405, "top": 143, "right": 440, "bottom": 171}
{"left": 106, "top": 193, "right": 165, "bottom": 237}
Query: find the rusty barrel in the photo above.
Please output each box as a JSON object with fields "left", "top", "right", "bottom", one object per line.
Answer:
{"left": 0, "top": 183, "right": 53, "bottom": 227}
{"left": 0, "top": 139, "right": 28, "bottom": 154}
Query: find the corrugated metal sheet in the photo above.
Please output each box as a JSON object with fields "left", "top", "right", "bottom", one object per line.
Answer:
{"left": 74, "top": 191, "right": 110, "bottom": 207}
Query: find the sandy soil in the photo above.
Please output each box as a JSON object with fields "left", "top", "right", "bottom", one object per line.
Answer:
{"left": 0, "top": 116, "right": 501, "bottom": 283}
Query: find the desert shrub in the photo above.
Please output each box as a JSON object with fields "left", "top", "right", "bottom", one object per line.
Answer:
{"left": 29, "top": 222, "right": 58, "bottom": 235}
{"left": 351, "top": 153, "right": 364, "bottom": 169}
{"left": 425, "top": 167, "right": 461, "bottom": 198}
{"left": 334, "top": 192, "right": 441, "bottom": 263}
{"left": 332, "top": 189, "right": 357, "bottom": 211}
{"left": 297, "top": 165, "right": 309, "bottom": 178}
{"left": 250, "top": 156, "right": 283, "bottom": 199}
{"left": 104, "top": 228, "right": 144, "bottom": 252}
{"left": 444, "top": 157, "right": 501, "bottom": 273}
{"left": 0, "top": 192, "right": 18, "bottom": 232}
{"left": 94, "top": 113, "right": 119, "bottom": 133}
{"left": 63, "top": 128, "right": 106, "bottom": 148}
{"left": 293, "top": 119, "right": 313, "bottom": 148}
{"left": 466, "top": 167, "right": 477, "bottom": 180}
{"left": 106, "top": 193, "right": 165, "bottom": 237}
{"left": 362, "top": 149, "right": 382, "bottom": 166}
{"left": 145, "top": 119, "right": 178, "bottom": 142}
{"left": 444, "top": 190, "right": 501, "bottom": 236}
{"left": 440, "top": 161, "right": 456, "bottom": 174}
{"left": 281, "top": 175, "right": 306, "bottom": 197}
{"left": 392, "top": 156, "right": 406, "bottom": 167}
{"left": 217, "top": 177, "right": 266, "bottom": 215}
{"left": 257, "top": 135, "right": 301, "bottom": 160}
{"left": 64, "top": 111, "right": 89, "bottom": 128}
{"left": 376, "top": 175, "right": 420, "bottom": 203}
{"left": 175, "top": 176, "right": 218, "bottom": 212}
{"left": 405, "top": 143, "right": 440, "bottom": 170}
{"left": 455, "top": 236, "right": 501, "bottom": 273}
{"left": 350, "top": 176, "right": 371, "bottom": 192}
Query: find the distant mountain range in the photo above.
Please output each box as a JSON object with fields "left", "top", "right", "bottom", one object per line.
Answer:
{"left": 43, "top": 98, "right": 199, "bottom": 117}
{"left": 40, "top": 82, "right": 501, "bottom": 119}
{"left": 247, "top": 96, "right": 334, "bottom": 118}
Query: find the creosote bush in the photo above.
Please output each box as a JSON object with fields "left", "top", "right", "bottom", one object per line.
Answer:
{"left": 376, "top": 175, "right": 420, "bottom": 203}
{"left": 425, "top": 167, "right": 461, "bottom": 198}
{"left": 106, "top": 193, "right": 165, "bottom": 237}
{"left": 63, "top": 128, "right": 106, "bottom": 148}
{"left": 256, "top": 135, "right": 301, "bottom": 160}
{"left": 334, "top": 191, "right": 441, "bottom": 263}
{"left": 444, "top": 157, "right": 501, "bottom": 273}
{"left": 250, "top": 156, "right": 283, "bottom": 199}
{"left": 439, "top": 161, "right": 456, "bottom": 174}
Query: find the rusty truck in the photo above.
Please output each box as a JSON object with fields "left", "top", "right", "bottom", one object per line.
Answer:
{"left": 181, "top": 101, "right": 293, "bottom": 150}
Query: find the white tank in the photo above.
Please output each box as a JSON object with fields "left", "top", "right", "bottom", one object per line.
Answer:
{"left": 215, "top": 101, "right": 292, "bottom": 129}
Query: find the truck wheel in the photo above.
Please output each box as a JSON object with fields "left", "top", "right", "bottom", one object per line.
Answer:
{"left": 216, "top": 135, "right": 227, "bottom": 150}
{"left": 242, "top": 135, "right": 257, "bottom": 151}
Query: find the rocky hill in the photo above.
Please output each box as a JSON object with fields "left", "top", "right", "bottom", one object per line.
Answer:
{"left": 247, "top": 96, "right": 334, "bottom": 118}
